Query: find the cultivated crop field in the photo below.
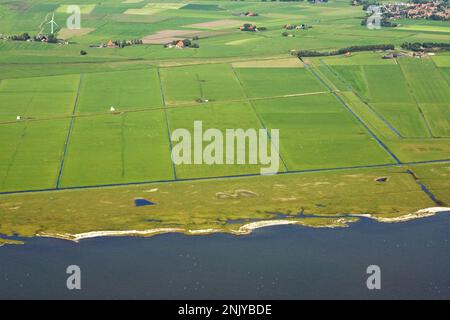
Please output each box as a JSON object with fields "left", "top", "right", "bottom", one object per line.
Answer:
{"left": 0, "top": 0, "right": 449, "bottom": 242}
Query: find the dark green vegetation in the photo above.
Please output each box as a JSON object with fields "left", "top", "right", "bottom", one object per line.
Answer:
{"left": 297, "top": 44, "right": 395, "bottom": 57}
{"left": 0, "top": 0, "right": 449, "bottom": 241}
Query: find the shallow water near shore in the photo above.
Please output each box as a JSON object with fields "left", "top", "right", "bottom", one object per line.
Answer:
{"left": 1, "top": 213, "right": 449, "bottom": 299}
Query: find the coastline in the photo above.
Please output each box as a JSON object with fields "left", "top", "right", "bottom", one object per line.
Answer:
{"left": 353, "top": 207, "right": 449, "bottom": 223}
{"left": 17, "top": 206, "right": 448, "bottom": 244}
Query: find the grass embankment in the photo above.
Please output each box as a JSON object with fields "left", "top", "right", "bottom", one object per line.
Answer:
{"left": 0, "top": 164, "right": 448, "bottom": 242}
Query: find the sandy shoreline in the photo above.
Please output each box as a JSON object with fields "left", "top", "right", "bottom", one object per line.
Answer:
{"left": 38, "top": 228, "right": 184, "bottom": 242}
{"left": 21, "top": 207, "right": 450, "bottom": 243}
{"left": 353, "top": 207, "right": 450, "bottom": 223}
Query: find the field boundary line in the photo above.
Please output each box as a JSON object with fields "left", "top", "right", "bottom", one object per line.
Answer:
{"left": 120, "top": 114, "right": 126, "bottom": 179}
{"left": 318, "top": 59, "right": 404, "bottom": 138}
{"left": 405, "top": 169, "right": 442, "bottom": 206}
{"left": 157, "top": 67, "right": 177, "bottom": 180}
{"left": 0, "top": 122, "right": 29, "bottom": 189}
{"left": 397, "top": 61, "right": 436, "bottom": 138}
{"left": 320, "top": 59, "right": 450, "bottom": 140}
{"left": 55, "top": 74, "right": 83, "bottom": 189}
{"left": 307, "top": 62, "right": 340, "bottom": 92}
{"left": 0, "top": 91, "right": 330, "bottom": 127}
{"left": 230, "top": 64, "right": 290, "bottom": 172}
{"left": 302, "top": 59, "right": 401, "bottom": 164}
{"left": 2, "top": 158, "right": 450, "bottom": 196}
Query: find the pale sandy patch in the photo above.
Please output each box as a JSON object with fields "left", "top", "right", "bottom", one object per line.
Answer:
{"left": 232, "top": 220, "right": 300, "bottom": 235}
{"left": 232, "top": 58, "right": 304, "bottom": 68}
{"left": 38, "top": 228, "right": 184, "bottom": 242}
{"left": 187, "top": 229, "right": 222, "bottom": 235}
{"left": 357, "top": 207, "right": 450, "bottom": 223}
{"left": 122, "top": 0, "right": 143, "bottom": 3}
{"left": 58, "top": 27, "right": 95, "bottom": 39}
{"left": 142, "top": 29, "right": 208, "bottom": 44}
{"left": 186, "top": 19, "right": 244, "bottom": 30}
{"left": 125, "top": 3, "right": 183, "bottom": 15}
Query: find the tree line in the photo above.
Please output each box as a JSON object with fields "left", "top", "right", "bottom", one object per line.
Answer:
{"left": 3, "top": 32, "right": 58, "bottom": 43}
{"left": 401, "top": 42, "right": 450, "bottom": 52}
{"left": 296, "top": 44, "right": 395, "bottom": 57}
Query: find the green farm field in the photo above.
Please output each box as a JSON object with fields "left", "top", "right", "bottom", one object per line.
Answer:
{"left": 160, "top": 63, "right": 246, "bottom": 104}
{"left": 76, "top": 69, "right": 163, "bottom": 113}
{"left": 0, "top": 0, "right": 449, "bottom": 243}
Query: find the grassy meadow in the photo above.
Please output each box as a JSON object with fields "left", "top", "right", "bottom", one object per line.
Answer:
{"left": 76, "top": 69, "right": 163, "bottom": 113}
{"left": 0, "top": 165, "right": 444, "bottom": 238}
{"left": 160, "top": 63, "right": 246, "bottom": 104}
{"left": 252, "top": 94, "right": 395, "bottom": 170}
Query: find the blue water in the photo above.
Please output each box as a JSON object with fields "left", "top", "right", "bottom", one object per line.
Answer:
{"left": 0, "top": 214, "right": 449, "bottom": 299}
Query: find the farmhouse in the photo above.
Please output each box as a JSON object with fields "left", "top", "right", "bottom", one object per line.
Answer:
{"left": 165, "top": 39, "right": 199, "bottom": 49}
{"left": 240, "top": 24, "right": 257, "bottom": 32}
{"left": 382, "top": 52, "right": 408, "bottom": 59}
{"left": 284, "top": 24, "right": 311, "bottom": 30}
{"left": 36, "top": 34, "right": 48, "bottom": 42}
{"left": 176, "top": 40, "right": 184, "bottom": 49}
{"left": 107, "top": 40, "right": 117, "bottom": 48}
{"left": 232, "top": 11, "right": 259, "bottom": 17}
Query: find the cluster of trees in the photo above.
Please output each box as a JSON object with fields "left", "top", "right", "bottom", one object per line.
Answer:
{"left": 9, "top": 32, "right": 31, "bottom": 41}
{"left": 296, "top": 44, "right": 395, "bottom": 57}
{"left": 401, "top": 42, "right": 450, "bottom": 52}
{"left": 7, "top": 32, "right": 58, "bottom": 43}
{"left": 45, "top": 34, "right": 58, "bottom": 43}
{"left": 239, "top": 23, "right": 267, "bottom": 32}
{"left": 112, "top": 39, "right": 143, "bottom": 48}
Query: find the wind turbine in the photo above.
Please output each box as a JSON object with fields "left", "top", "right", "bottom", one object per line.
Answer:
{"left": 47, "top": 13, "right": 59, "bottom": 34}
